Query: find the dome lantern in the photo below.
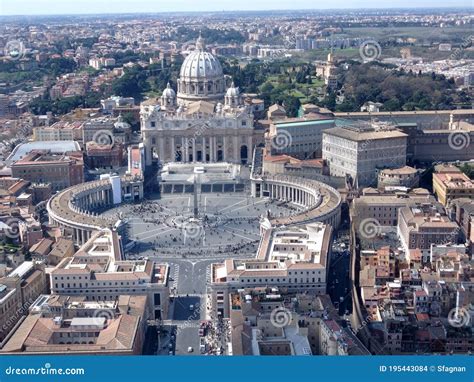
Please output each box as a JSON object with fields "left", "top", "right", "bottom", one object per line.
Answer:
{"left": 196, "top": 32, "right": 205, "bottom": 51}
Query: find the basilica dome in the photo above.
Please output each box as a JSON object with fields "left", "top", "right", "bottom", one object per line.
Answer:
{"left": 177, "top": 35, "right": 226, "bottom": 104}
{"left": 179, "top": 49, "right": 223, "bottom": 80}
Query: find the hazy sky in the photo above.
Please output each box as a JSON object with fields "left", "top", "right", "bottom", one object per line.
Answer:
{"left": 0, "top": 0, "right": 472, "bottom": 15}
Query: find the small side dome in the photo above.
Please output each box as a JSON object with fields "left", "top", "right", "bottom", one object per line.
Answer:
{"left": 162, "top": 82, "right": 176, "bottom": 98}
{"left": 226, "top": 82, "right": 239, "bottom": 97}
{"left": 114, "top": 114, "right": 130, "bottom": 129}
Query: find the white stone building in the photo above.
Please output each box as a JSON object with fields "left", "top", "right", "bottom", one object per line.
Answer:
{"left": 50, "top": 229, "right": 169, "bottom": 320}
{"left": 210, "top": 222, "right": 332, "bottom": 317}
{"left": 141, "top": 36, "right": 262, "bottom": 166}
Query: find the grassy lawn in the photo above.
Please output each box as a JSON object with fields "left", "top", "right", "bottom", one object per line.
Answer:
{"left": 267, "top": 75, "right": 280, "bottom": 82}
{"left": 0, "top": 243, "right": 21, "bottom": 252}
{"left": 300, "top": 77, "right": 325, "bottom": 88}
{"left": 144, "top": 90, "right": 161, "bottom": 99}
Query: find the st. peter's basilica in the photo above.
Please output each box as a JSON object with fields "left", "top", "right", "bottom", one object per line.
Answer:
{"left": 141, "top": 35, "right": 261, "bottom": 166}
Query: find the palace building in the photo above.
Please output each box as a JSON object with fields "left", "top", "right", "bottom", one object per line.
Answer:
{"left": 141, "top": 35, "right": 262, "bottom": 166}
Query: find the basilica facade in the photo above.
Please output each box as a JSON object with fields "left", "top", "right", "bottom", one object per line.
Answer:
{"left": 141, "top": 36, "right": 262, "bottom": 166}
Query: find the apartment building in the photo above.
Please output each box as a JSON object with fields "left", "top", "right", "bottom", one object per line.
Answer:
{"left": 397, "top": 204, "right": 459, "bottom": 262}
{"left": 228, "top": 289, "right": 369, "bottom": 356}
{"left": 433, "top": 167, "right": 474, "bottom": 206}
{"left": 0, "top": 261, "right": 47, "bottom": 343}
{"left": 11, "top": 150, "right": 84, "bottom": 192}
{"left": 449, "top": 198, "right": 474, "bottom": 253}
{"left": 85, "top": 141, "right": 124, "bottom": 169}
{"left": 352, "top": 188, "right": 436, "bottom": 227}
{"left": 33, "top": 121, "right": 84, "bottom": 141}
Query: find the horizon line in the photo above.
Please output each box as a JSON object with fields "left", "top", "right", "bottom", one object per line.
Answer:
{"left": 1, "top": 6, "right": 472, "bottom": 17}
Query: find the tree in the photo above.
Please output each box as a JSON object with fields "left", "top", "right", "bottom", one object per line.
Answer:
{"left": 459, "top": 163, "right": 474, "bottom": 179}
{"left": 336, "top": 100, "right": 356, "bottom": 112}
{"left": 122, "top": 112, "right": 140, "bottom": 132}
{"left": 336, "top": 62, "right": 463, "bottom": 112}
{"left": 42, "top": 57, "right": 77, "bottom": 77}
{"left": 111, "top": 66, "right": 150, "bottom": 101}
{"left": 283, "top": 96, "right": 301, "bottom": 117}
{"left": 321, "top": 92, "right": 336, "bottom": 111}
{"left": 382, "top": 98, "right": 401, "bottom": 111}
